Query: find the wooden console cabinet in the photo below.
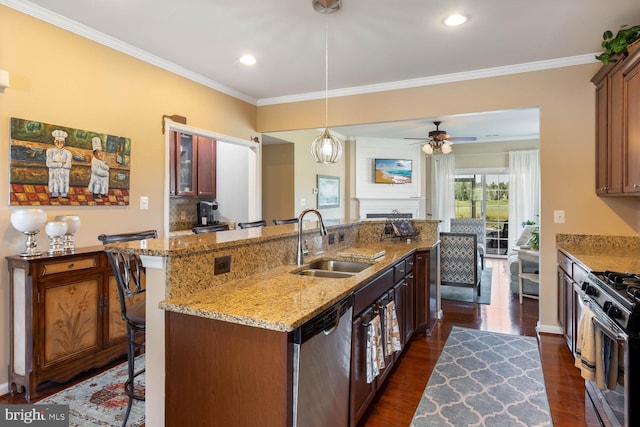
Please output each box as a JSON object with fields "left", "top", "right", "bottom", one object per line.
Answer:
{"left": 6, "top": 247, "right": 130, "bottom": 401}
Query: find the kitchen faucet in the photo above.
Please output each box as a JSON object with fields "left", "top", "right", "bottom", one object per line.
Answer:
{"left": 296, "top": 209, "right": 327, "bottom": 266}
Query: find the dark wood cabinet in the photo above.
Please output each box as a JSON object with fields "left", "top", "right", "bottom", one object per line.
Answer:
{"left": 557, "top": 249, "right": 588, "bottom": 355}
{"left": 592, "top": 48, "right": 640, "bottom": 196}
{"left": 169, "top": 131, "right": 217, "bottom": 197}
{"left": 415, "top": 246, "right": 439, "bottom": 333}
{"left": 349, "top": 307, "right": 377, "bottom": 426}
{"left": 6, "top": 248, "right": 129, "bottom": 401}
{"left": 621, "top": 53, "right": 640, "bottom": 193}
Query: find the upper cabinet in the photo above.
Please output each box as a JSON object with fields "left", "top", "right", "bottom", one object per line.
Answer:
{"left": 169, "top": 131, "right": 217, "bottom": 198}
{"left": 592, "top": 48, "right": 640, "bottom": 196}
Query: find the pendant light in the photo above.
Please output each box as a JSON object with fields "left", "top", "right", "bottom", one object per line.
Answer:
{"left": 311, "top": 0, "right": 343, "bottom": 164}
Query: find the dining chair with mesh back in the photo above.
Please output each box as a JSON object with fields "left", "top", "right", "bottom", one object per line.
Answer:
{"left": 192, "top": 224, "right": 229, "bottom": 233}
{"left": 237, "top": 220, "right": 267, "bottom": 229}
{"left": 97, "top": 229, "right": 157, "bottom": 427}
{"left": 273, "top": 218, "right": 298, "bottom": 225}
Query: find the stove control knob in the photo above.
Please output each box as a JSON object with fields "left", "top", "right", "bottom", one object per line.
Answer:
{"left": 609, "top": 307, "right": 622, "bottom": 319}
{"left": 584, "top": 285, "right": 598, "bottom": 297}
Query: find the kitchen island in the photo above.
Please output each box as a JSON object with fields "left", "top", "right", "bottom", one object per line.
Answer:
{"left": 103, "top": 219, "right": 440, "bottom": 427}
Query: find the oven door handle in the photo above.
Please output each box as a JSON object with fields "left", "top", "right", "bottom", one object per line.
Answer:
{"left": 592, "top": 316, "right": 627, "bottom": 344}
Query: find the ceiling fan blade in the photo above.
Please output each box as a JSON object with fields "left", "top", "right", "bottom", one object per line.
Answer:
{"left": 404, "top": 137, "right": 429, "bottom": 140}
{"left": 449, "top": 136, "right": 477, "bottom": 142}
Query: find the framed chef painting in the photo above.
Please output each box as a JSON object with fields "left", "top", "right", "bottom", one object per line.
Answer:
{"left": 9, "top": 118, "right": 131, "bottom": 206}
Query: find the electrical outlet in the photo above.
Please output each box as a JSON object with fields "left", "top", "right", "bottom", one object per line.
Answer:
{"left": 214, "top": 255, "right": 231, "bottom": 275}
{"left": 554, "top": 210, "right": 565, "bottom": 224}
{"left": 338, "top": 232, "right": 344, "bottom": 242}
{"left": 328, "top": 233, "right": 335, "bottom": 245}
{"left": 180, "top": 211, "right": 187, "bottom": 220}
{"left": 140, "top": 196, "right": 149, "bottom": 210}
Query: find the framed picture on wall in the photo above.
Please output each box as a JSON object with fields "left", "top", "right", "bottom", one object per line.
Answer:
{"left": 317, "top": 175, "right": 340, "bottom": 208}
{"left": 374, "top": 159, "right": 412, "bottom": 184}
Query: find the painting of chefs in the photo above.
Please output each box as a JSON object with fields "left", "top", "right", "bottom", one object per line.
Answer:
{"left": 88, "top": 136, "right": 110, "bottom": 198}
{"left": 46, "top": 129, "right": 72, "bottom": 198}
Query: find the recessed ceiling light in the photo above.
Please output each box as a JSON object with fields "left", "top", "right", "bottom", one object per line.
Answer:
{"left": 443, "top": 14, "right": 468, "bottom": 27}
{"left": 239, "top": 55, "right": 256, "bottom": 65}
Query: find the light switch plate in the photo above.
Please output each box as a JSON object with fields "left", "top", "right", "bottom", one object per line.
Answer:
{"left": 140, "top": 196, "right": 149, "bottom": 210}
{"left": 554, "top": 210, "right": 565, "bottom": 223}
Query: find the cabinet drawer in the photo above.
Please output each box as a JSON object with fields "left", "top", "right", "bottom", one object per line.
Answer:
{"left": 557, "top": 251, "right": 572, "bottom": 276}
{"left": 354, "top": 269, "right": 393, "bottom": 315}
{"left": 394, "top": 260, "right": 406, "bottom": 283}
{"left": 405, "top": 256, "right": 414, "bottom": 274}
{"left": 41, "top": 257, "right": 98, "bottom": 276}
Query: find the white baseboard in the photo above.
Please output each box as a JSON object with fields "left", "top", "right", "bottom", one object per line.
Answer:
{"left": 537, "top": 321, "right": 563, "bottom": 335}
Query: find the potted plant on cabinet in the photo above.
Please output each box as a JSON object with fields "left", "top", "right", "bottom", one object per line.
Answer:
{"left": 595, "top": 24, "right": 640, "bottom": 65}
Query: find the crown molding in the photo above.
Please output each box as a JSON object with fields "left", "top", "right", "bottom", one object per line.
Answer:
{"left": 257, "top": 54, "right": 599, "bottom": 106}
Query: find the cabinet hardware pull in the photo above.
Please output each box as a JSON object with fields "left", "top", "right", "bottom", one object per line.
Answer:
{"left": 634, "top": 184, "right": 640, "bottom": 188}
{"left": 68, "top": 263, "right": 74, "bottom": 269}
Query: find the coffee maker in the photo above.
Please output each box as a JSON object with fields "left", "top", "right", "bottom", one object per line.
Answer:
{"left": 197, "top": 200, "right": 219, "bottom": 225}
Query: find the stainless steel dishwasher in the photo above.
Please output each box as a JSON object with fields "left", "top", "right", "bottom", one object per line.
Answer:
{"left": 292, "top": 295, "right": 353, "bottom": 427}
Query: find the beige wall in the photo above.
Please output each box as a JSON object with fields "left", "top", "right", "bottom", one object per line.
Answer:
{"left": 0, "top": 6, "right": 256, "bottom": 388}
{"left": 257, "top": 65, "right": 640, "bottom": 331}
{"left": 262, "top": 143, "right": 295, "bottom": 224}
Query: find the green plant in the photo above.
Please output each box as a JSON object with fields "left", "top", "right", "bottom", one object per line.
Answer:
{"left": 596, "top": 24, "right": 640, "bottom": 65}
{"left": 529, "top": 228, "right": 540, "bottom": 250}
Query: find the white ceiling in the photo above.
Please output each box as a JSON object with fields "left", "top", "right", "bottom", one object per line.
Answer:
{"left": 5, "top": 0, "right": 640, "bottom": 142}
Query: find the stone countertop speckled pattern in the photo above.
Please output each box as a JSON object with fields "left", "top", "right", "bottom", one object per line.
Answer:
{"left": 159, "top": 239, "right": 437, "bottom": 332}
{"left": 557, "top": 237, "right": 640, "bottom": 273}
{"left": 103, "top": 220, "right": 360, "bottom": 257}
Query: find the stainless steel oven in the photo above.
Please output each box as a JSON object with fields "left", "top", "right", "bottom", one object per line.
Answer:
{"left": 579, "top": 272, "right": 640, "bottom": 427}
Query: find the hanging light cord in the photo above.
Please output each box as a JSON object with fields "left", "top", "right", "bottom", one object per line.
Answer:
{"left": 323, "top": 13, "right": 329, "bottom": 129}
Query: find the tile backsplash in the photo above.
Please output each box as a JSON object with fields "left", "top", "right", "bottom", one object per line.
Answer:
{"left": 169, "top": 198, "right": 198, "bottom": 232}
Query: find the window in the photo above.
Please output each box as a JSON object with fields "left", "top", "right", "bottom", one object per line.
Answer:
{"left": 454, "top": 173, "right": 510, "bottom": 256}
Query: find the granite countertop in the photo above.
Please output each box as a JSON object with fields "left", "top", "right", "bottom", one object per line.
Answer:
{"left": 557, "top": 239, "right": 640, "bottom": 273}
{"left": 159, "top": 239, "right": 437, "bottom": 332}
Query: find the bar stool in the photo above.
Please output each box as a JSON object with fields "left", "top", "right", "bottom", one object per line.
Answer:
{"left": 97, "top": 229, "right": 157, "bottom": 427}
{"left": 273, "top": 218, "right": 298, "bottom": 225}
{"left": 237, "top": 220, "right": 267, "bottom": 229}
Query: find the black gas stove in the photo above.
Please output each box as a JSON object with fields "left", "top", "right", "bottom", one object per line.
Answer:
{"left": 587, "top": 270, "right": 640, "bottom": 334}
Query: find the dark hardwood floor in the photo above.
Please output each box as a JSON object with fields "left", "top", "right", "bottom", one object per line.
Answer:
{"left": 360, "top": 257, "right": 600, "bottom": 427}
{"left": 2, "top": 258, "right": 598, "bottom": 427}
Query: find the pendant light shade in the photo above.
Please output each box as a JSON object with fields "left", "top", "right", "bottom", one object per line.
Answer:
{"left": 311, "top": 0, "right": 343, "bottom": 164}
{"left": 311, "top": 128, "right": 343, "bottom": 163}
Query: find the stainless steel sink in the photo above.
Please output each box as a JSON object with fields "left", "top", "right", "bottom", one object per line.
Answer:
{"left": 308, "top": 259, "right": 372, "bottom": 273}
{"left": 295, "top": 269, "right": 354, "bottom": 279}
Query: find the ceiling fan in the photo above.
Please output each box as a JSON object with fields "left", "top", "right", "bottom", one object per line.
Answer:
{"left": 405, "top": 121, "right": 477, "bottom": 155}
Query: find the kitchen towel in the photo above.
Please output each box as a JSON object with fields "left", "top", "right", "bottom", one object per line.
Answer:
{"left": 366, "top": 314, "right": 383, "bottom": 384}
{"left": 385, "top": 300, "right": 402, "bottom": 354}
{"left": 575, "top": 302, "right": 597, "bottom": 381}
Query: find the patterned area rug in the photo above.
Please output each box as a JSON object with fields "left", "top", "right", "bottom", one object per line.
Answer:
{"left": 38, "top": 356, "right": 145, "bottom": 427}
{"left": 441, "top": 268, "right": 492, "bottom": 304}
{"left": 411, "top": 327, "right": 552, "bottom": 426}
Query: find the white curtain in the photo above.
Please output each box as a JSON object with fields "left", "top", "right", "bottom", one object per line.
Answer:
{"left": 508, "top": 150, "right": 540, "bottom": 249}
{"left": 432, "top": 155, "right": 456, "bottom": 232}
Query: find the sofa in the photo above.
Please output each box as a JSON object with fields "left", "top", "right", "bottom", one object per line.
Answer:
{"left": 507, "top": 225, "right": 539, "bottom": 296}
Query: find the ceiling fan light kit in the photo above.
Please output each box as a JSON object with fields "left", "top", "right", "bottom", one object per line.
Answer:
{"left": 310, "top": 0, "right": 343, "bottom": 164}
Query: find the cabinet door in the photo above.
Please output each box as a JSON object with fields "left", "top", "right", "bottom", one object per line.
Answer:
{"left": 175, "top": 132, "right": 197, "bottom": 196}
{"left": 393, "top": 281, "right": 405, "bottom": 354}
{"left": 595, "top": 76, "right": 610, "bottom": 194}
{"left": 415, "top": 252, "right": 428, "bottom": 331}
{"left": 41, "top": 278, "right": 101, "bottom": 369}
{"left": 196, "top": 136, "right": 217, "bottom": 197}
{"left": 350, "top": 307, "right": 376, "bottom": 427}
{"left": 404, "top": 272, "right": 416, "bottom": 343}
{"left": 623, "top": 64, "right": 640, "bottom": 193}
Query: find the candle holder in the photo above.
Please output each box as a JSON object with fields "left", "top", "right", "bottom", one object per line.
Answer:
{"left": 55, "top": 215, "right": 81, "bottom": 252}
{"left": 45, "top": 221, "right": 68, "bottom": 255}
{"left": 10, "top": 209, "right": 48, "bottom": 257}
